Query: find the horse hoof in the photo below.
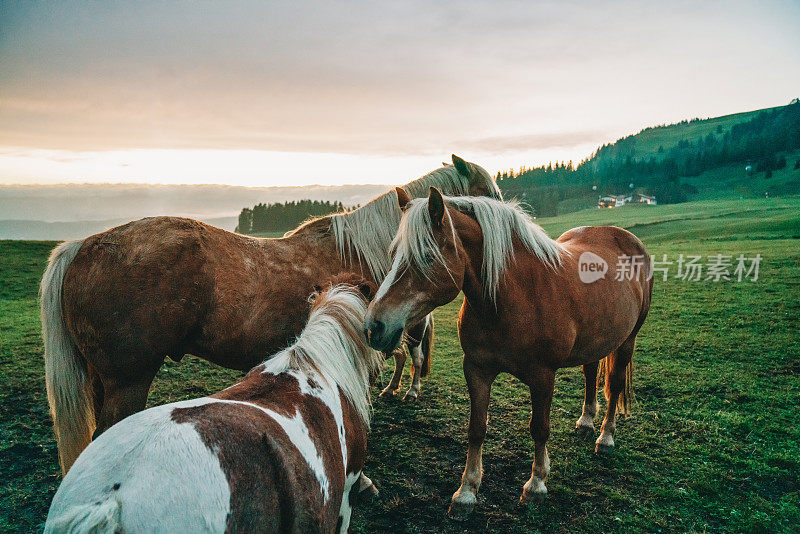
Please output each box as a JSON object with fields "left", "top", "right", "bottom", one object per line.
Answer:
{"left": 595, "top": 442, "right": 614, "bottom": 454}
{"left": 448, "top": 498, "right": 475, "bottom": 521}
{"left": 379, "top": 387, "right": 400, "bottom": 399}
{"left": 595, "top": 433, "right": 615, "bottom": 454}
{"left": 520, "top": 477, "right": 547, "bottom": 506}
{"left": 575, "top": 424, "right": 595, "bottom": 437}
{"left": 519, "top": 490, "right": 547, "bottom": 507}
{"left": 402, "top": 390, "right": 419, "bottom": 402}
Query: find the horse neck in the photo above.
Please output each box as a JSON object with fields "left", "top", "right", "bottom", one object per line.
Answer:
{"left": 451, "top": 210, "right": 492, "bottom": 313}
{"left": 450, "top": 209, "right": 545, "bottom": 314}
{"left": 280, "top": 218, "right": 379, "bottom": 285}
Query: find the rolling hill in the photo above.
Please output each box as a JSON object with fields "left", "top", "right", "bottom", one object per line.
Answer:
{"left": 499, "top": 100, "right": 800, "bottom": 216}
{"left": 601, "top": 106, "right": 782, "bottom": 161}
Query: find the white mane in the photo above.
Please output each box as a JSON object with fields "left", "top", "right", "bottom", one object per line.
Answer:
{"left": 392, "top": 196, "right": 566, "bottom": 301}
{"left": 328, "top": 165, "right": 501, "bottom": 282}
{"left": 262, "top": 285, "right": 383, "bottom": 426}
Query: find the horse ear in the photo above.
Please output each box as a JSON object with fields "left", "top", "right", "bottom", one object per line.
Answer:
{"left": 308, "top": 284, "right": 323, "bottom": 304}
{"left": 428, "top": 186, "right": 445, "bottom": 228}
{"left": 451, "top": 154, "right": 471, "bottom": 177}
{"left": 357, "top": 280, "right": 377, "bottom": 301}
{"left": 395, "top": 187, "right": 411, "bottom": 211}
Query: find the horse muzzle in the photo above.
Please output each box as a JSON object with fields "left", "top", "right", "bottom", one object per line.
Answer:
{"left": 364, "top": 318, "right": 404, "bottom": 353}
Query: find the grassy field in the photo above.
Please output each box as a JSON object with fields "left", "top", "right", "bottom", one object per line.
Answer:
{"left": 1, "top": 196, "right": 799, "bottom": 532}
{"left": 682, "top": 156, "right": 800, "bottom": 201}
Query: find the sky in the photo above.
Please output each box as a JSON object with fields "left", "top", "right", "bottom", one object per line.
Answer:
{"left": 1, "top": 0, "right": 799, "bottom": 187}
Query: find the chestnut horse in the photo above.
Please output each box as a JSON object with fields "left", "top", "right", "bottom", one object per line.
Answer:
{"left": 41, "top": 155, "right": 501, "bottom": 474}
{"left": 46, "top": 282, "right": 383, "bottom": 534}
{"left": 365, "top": 188, "right": 652, "bottom": 519}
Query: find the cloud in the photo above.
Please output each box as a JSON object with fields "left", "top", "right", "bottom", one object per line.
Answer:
{"left": 0, "top": 0, "right": 798, "bottom": 162}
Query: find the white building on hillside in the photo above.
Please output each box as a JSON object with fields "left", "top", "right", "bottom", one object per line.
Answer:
{"left": 598, "top": 193, "right": 657, "bottom": 208}
{"left": 598, "top": 194, "right": 631, "bottom": 208}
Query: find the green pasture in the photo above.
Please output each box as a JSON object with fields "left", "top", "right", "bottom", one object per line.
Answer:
{"left": 1, "top": 196, "right": 798, "bottom": 532}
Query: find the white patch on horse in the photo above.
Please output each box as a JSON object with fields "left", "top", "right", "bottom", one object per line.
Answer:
{"left": 45, "top": 398, "right": 230, "bottom": 533}
{"left": 375, "top": 254, "right": 403, "bottom": 301}
{"left": 338, "top": 471, "right": 361, "bottom": 533}
{"left": 260, "top": 287, "right": 383, "bottom": 427}
{"left": 291, "top": 370, "right": 349, "bottom": 476}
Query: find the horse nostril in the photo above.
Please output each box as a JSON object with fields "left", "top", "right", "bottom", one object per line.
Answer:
{"left": 373, "top": 320, "right": 385, "bottom": 339}
{"left": 366, "top": 320, "right": 385, "bottom": 343}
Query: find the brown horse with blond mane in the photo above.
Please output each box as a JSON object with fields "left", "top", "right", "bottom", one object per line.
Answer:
{"left": 365, "top": 187, "right": 653, "bottom": 519}
{"left": 41, "top": 156, "right": 501, "bottom": 474}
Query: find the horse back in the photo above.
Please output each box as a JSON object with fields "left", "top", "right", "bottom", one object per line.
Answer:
{"left": 558, "top": 225, "right": 649, "bottom": 260}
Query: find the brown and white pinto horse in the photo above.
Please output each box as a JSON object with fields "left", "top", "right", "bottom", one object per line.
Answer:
{"left": 46, "top": 281, "right": 383, "bottom": 534}
{"left": 365, "top": 188, "right": 653, "bottom": 519}
{"left": 41, "top": 155, "right": 501, "bottom": 474}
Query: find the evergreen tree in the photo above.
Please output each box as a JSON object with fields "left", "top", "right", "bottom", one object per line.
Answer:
{"left": 236, "top": 199, "right": 354, "bottom": 235}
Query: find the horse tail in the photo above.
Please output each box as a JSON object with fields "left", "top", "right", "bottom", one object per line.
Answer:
{"left": 420, "top": 315, "right": 434, "bottom": 378}
{"left": 44, "top": 497, "right": 121, "bottom": 534}
{"left": 40, "top": 239, "right": 94, "bottom": 475}
{"left": 618, "top": 358, "right": 634, "bottom": 416}
{"left": 597, "top": 356, "right": 607, "bottom": 400}
{"left": 597, "top": 353, "right": 634, "bottom": 417}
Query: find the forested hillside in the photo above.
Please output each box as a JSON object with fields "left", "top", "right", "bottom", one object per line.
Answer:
{"left": 499, "top": 100, "right": 800, "bottom": 216}
{"left": 236, "top": 199, "right": 353, "bottom": 234}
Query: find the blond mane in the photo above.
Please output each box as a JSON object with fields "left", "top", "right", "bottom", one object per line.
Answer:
{"left": 392, "top": 196, "right": 566, "bottom": 301}
{"left": 289, "top": 164, "right": 501, "bottom": 282}
{"left": 261, "top": 285, "right": 383, "bottom": 426}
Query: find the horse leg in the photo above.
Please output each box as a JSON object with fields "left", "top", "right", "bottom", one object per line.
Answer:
{"left": 354, "top": 472, "right": 379, "bottom": 504}
{"left": 88, "top": 366, "right": 104, "bottom": 432}
{"left": 379, "top": 348, "right": 406, "bottom": 398}
{"left": 521, "top": 367, "right": 556, "bottom": 504}
{"left": 575, "top": 361, "right": 599, "bottom": 436}
{"left": 403, "top": 343, "right": 425, "bottom": 401}
{"left": 93, "top": 369, "right": 159, "bottom": 439}
{"left": 596, "top": 337, "right": 635, "bottom": 454}
{"left": 449, "top": 360, "right": 496, "bottom": 520}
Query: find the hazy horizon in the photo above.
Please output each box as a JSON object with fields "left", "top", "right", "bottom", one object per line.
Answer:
{"left": 0, "top": 181, "right": 395, "bottom": 239}
{"left": 2, "top": 1, "right": 799, "bottom": 187}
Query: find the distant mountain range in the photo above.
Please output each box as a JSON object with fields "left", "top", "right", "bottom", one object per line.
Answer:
{"left": 0, "top": 183, "right": 390, "bottom": 240}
